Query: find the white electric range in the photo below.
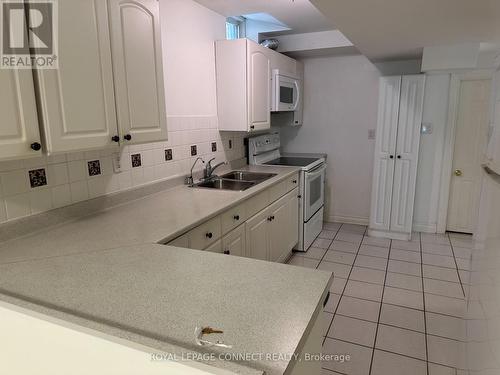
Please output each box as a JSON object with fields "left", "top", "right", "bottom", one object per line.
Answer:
{"left": 248, "top": 131, "right": 326, "bottom": 251}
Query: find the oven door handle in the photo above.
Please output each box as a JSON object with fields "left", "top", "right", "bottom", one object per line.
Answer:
{"left": 306, "top": 164, "right": 326, "bottom": 178}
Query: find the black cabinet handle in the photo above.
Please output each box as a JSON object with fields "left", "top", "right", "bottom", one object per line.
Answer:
{"left": 250, "top": 125, "right": 255, "bottom": 130}
{"left": 124, "top": 134, "right": 132, "bottom": 141}
{"left": 292, "top": 180, "right": 297, "bottom": 184}
{"left": 233, "top": 215, "right": 240, "bottom": 221}
{"left": 223, "top": 250, "right": 230, "bottom": 255}
{"left": 111, "top": 135, "right": 120, "bottom": 143}
{"left": 397, "top": 155, "right": 402, "bottom": 159}
{"left": 390, "top": 155, "right": 394, "bottom": 159}
{"left": 206, "top": 232, "right": 213, "bottom": 239}
{"left": 30, "top": 142, "right": 41, "bottom": 151}
{"left": 267, "top": 216, "right": 272, "bottom": 222}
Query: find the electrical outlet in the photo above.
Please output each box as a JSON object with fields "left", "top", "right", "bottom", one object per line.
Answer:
{"left": 112, "top": 153, "right": 121, "bottom": 173}
{"left": 368, "top": 129, "right": 376, "bottom": 140}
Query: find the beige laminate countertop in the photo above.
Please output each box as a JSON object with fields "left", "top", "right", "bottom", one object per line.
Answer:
{"left": 0, "top": 164, "right": 333, "bottom": 375}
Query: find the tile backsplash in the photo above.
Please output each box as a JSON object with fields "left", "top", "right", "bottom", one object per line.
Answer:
{"left": 0, "top": 116, "right": 246, "bottom": 224}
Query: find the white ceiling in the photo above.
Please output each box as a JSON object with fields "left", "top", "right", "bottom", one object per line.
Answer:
{"left": 194, "top": 0, "right": 334, "bottom": 34}
{"left": 311, "top": 0, "right": 500, "bottom": 61}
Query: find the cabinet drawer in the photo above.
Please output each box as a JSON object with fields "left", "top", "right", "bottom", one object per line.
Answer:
{"left": 188, "top": 216, "right": 222, "bottom": 250}
{"left": 268, "top": 180, "right": 288, "bottom": 203}
{"left": 286, "top": 173, "right": 300, "bottom": 192}
{"left": 204, "top": 239, "right": 222, "bottom": 253}
{"left": 221, "top": 203, "right": 247, "bottom": 234}
{"left": 245, "top": 190, "right": 269, "bottom": 218}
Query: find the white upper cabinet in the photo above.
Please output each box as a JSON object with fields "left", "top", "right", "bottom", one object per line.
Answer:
{"left": 35, "top": 0, "right": 118, "bottom": 154}
{"left": 108, "top": 0, "right": 167, "bottom": 144}
{"left": 216, "top": 39, "right": 272, "bottom": 132}
{"left": 0, "top": 69, "right": 42, "bottom": 160}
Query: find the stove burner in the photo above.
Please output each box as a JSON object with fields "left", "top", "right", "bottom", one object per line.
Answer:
{"left": 264, "top": 157, "right": 320, "bottom": 167}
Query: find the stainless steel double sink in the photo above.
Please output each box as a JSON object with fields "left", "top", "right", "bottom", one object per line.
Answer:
{"left": 192, "top": 171, "right": 277, "bottom": 191}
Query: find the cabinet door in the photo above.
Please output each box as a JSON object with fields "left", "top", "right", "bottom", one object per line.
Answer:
{"left": 245, "top": 208, "right": 270, "bottom": 261}
{"left": 222, "top": 225, "right": 246, "bottom": 257}
{"left": 269, "top": 190, "right": 298, "bottom": 262}
{"left": 369, "top": 76, "right": 401, "bottom": 231}
{"left": 108, "top": 0, "right": 167, "bottom": 144}
{"left": 204, "top": 239, "right": 222, "bottom": 253}
{"left": 35, "top": 0, "right": 118, "bottom": 154}
{"left": 247, "top": 42, "right": 271, "bottom": 132}
{"left": 0, "top": 69, "right": 41, "bottom": 160}
{"left": 390, "top": 75, "right": 425, "bottom": 233}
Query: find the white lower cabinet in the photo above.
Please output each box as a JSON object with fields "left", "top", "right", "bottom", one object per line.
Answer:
{"left": 246, "top": 188, "right": 299, "bottom": 262}
{"left": 166, "top": 180, "right": 299, "bottom": 264}
{"left": 222, "top": 225, "right": 246, "bottom": 257}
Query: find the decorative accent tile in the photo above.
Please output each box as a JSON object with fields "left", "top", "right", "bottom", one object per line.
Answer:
{"left": 28, "top": 168, "right": 47, "bottom": 188}
{"left": 165, "top": 149, "right": 173, "bottom": 161}
{"left": 87, "top": 160, "right": 101, "bottom": 177}
{"left": 228, "top": 139, "right": 232, "bottom": 149}
{"left": 211, "top": 142, "right": 217, "bottom": 152}
{"left": 190, "top": 145, "right": 197, "bottom": 156}
{"left": 131, "top": 154, "right": 142, "bottom": 168}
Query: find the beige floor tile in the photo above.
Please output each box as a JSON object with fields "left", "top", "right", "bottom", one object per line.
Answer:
{"left": 287, "top": 255, "right": 319, "bottom": 269}
{"left": 390, "top": 248, "right": 422, "bottom": 263}
{"left": 322, "top": 338, "right": 372, "bottom": 375}
{"left": 312, "top": 237, "right": 333, "bottom": 249}
{"left": 424, "top": 278, "right": 464, "bottom": 298}
{"left": 422, "top": 253, "right": 456, "bottom": 269}
{"left": 337, "top": 295, "right": 381, "bottom": 322}
{"left": 330, "top": 277, "right": 348, "bottom": 294}
{"left": 449, "top": 236, "right": 473, "bottom": 248}
{"left": 300, "top": 247, "right": 327, "bottom": 260}
{"left": 354, "top": 255, "right": 387, "bottom": 271}
{"left": 388, "top": 259, "right": 422, "bottom": 276}
{"left": 427, "top": 335, "right": 466, "bottom": 368}
{"left": 376, "top": 324, "right": 427, "bottom": 360}
{"left": 328, "top": 315, "right": 377, "bottom": 347}
{"left": 329, "top": 240, "right": 359, "bottom": 254}
{"left": 383, "top": 286, "right": 424, "bottom": 310}
{"left": 379, "top": 303, "right": 425, "bottom": 332}
{"left": 358, "top": 244, "right": 389, "bottom": 259}
{"left": 336, "top": 231, "right": 363, "bottom": 244}
{"left": 425, "top": 294, "right": 466, "bottom": 318}
{"left": 422, "top": 243, "right": 454, "bottom": 256}
{"left": 344, "top": 280, "right": 383, "bottom": 302}
{"left": 323, "top": 222, "right": 342, "bottom": 231}
{"left": 323, "top": 250, "right": 356, "bottom": 265}
{"left": 452, "top": 246, "right": 472, "bottom": 259}
{"left": 340, "top": 223, "right": 367, "bottom": 234}
{"left": 322, "top": 311, "right": 334, "bottom": 336}
{"left": 385, "top": 272, "right": 423, "bottom": 292}
{"left": 428, "top": 363, "right": 456, "bottom": 375}
{"left": 455, "top": 258, "right": 470, "bottom": 271}
{"left": 319, "top": 230, "right": 337, "bottom": 240}
{"left": 371, "top": 349, "right": 427, "bottom": 375}
{"left": 426, "top": 312, "right": 466, "bottom": 341}
{"left": 362, "top": 236, "right": 391, "bottom": 248}
{"left": 318, "top": 260, "right": 351, "bottom": 278}
{"left": 349, "top": 266, "right": 386, "bottom": 285}
{"left": 421, "top": 233, "right": 451, "bottom": 245}
{"left": 391, "top": 239, "right": 421, "bottom": 252}
{"left": 423, "top": 265, "right": 460, "bottom": 283}
{"left": 324, "top": 293, "right": 341, "bottom": 313}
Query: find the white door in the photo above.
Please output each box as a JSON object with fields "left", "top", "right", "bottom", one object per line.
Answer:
{"left": 245, "top": 208, "right": 270, "bottom": 261}
{"left": 247, "top": 42, "right": 271, "bottom": 132}
{"left": 222, "top": 225, "right": 246, "bottom": 257}
{"left": 0, "top": 69, "right": 41, "bottom": 160}
{"left": 108, "top": 0, "right": 168, "bottom": 145}
{"left": 447, "top": 79, "right": 491, "bottom": 233}
{"left": 369, "top": 76, "right": 401, "bottom": 231}
{"left": 35, "top": 0, "right": 118, "bottom": 154}
{"left": 390, "top": 75, "right": 425, "bottom": 233}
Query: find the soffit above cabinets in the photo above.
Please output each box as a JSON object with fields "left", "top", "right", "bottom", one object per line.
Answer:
{"left": 310, "top": 0, "right": 500, "bottom": 62}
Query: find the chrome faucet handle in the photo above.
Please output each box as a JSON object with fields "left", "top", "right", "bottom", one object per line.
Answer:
{"left": 186, "top": 157, "right": 205, "bottom": 186}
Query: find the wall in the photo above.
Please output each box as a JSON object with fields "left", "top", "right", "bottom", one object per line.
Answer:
{"left": 413, "top": 74, "right": 451, "bottom": 232}
{"left": 0, "top": 0, "right": 246, "bottom": 224}
{"left": 280, "top": 54, "right": 380, "bottom": 224}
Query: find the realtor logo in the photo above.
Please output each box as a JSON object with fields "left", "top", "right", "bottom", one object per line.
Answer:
{"left": 1, "top": 0, "right": 58, "bottom": 69}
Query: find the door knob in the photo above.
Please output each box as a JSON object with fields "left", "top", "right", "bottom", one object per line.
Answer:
{"left": 454, "top": 169, "right": 463, "bottom": 177}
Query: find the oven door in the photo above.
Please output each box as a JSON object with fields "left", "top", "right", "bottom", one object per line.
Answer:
{"left": 273, "top": 75, "right": 300, "bottom": 112}
{"left": 304, "top": 164, "right": 326, "bottom": 221}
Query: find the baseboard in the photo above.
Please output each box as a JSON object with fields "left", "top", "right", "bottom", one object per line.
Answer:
{"left": 327, "top": 215, "right": 369, "bottom": 226}
{"left": 368, "top": 229, "right": 411, "bottom": 241}
{"left": 412, "top": 222, "right": 437, "bottom": 233}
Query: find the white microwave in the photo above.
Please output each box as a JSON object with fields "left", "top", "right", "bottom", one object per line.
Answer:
{"left": 272, "top": 70, "right": 302, "bottom": 112}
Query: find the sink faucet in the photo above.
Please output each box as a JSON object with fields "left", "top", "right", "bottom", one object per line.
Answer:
{"left": 204, "top": 158, "right": 227, "bottom": 179}
{"left": 185, "top": 157, "right": 205, "bottom": 186}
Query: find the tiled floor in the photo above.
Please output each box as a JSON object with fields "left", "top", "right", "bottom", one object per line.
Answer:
{"left": 287, "top": 222, "right": 471, "bottom": 375}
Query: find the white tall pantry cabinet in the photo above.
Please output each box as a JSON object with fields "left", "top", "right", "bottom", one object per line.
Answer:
{"left": 369, "top": 75, "right": 425, "bottom": 240}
